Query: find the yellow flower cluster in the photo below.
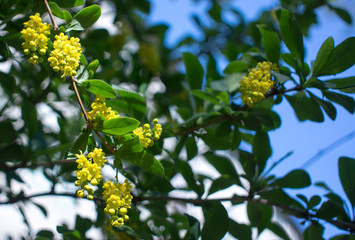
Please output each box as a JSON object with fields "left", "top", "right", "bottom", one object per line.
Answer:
{"left": 87, "top": 95, "right": 119, "bottom": 127}
{"left": 75, "top": 148, "right": 107, "bottom": 200}
{"left": 133, "top": 118, "right": 162, "bottom": 148}
{"left": 239, "top": 61, "right": 279, "bottom": 107}
{"left": 48, "top": 33, "right": 82, "bottom": 79}
{"left": 21, "top": 13, "right": 51, "bottom": 64}
{"left": 103, "top": 179, "right": 133, "bottom": 227}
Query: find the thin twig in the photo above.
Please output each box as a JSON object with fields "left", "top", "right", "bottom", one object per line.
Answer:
{"left": 43, "top": 0, "right": 58, "bottom": 31}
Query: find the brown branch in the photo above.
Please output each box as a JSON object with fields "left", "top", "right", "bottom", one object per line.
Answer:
{"left": 134, "top": 194, "right": 355, "bottom": 232}
{"left": 43, "top": 0, "right": 58, "bottom": 32}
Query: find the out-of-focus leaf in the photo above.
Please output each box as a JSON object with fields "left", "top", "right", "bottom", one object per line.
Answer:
{"left": 74, "top": 5, "right": 101, "bottom": 29}
{"left": 51, "top": 0, "right": 84, "bottom": 8}
{"left": 276, "top": 9, "right": 304, "bottom": 61}
{"left": 325, "top": 77, "right": 355, "bottom": 93}
{"left": 318, "top": 37, "right": 355, "bottom": 76}
{"left": 183, "top": 214, "right": 200, "bottom": 240}
{"left": 75, "top": 215, "right": 92, "bottom": 238}
{"left": 285, "top": 91, "right": 324, "bottom": 122}
{"left": 223, "top": 61, "right": 249, "bottom": 74}
{"left": 182, "top": 52, "right": 204, "bottom": 90}
{"left": 81, "top": 79, "right": 116, "bottom": 98}
{"left": 208, "top": 177, "right": 235, "bottom": 195}
{"left": 323, "top": 90, "right": 355, "bottom": 114}
{"left": 253, "top": 131, "right": 271, "bottom": 173}
{"left": 204, "top": 151, "right": 240, "bottom": 182}
{"left": 210, "top": 73, "right": 244, "bottom": 92}
{"left": 312, "top": 37, "right": 334, "bottom": 77}
{"left": 69, "top": 130, "right": 90, "bottom": 155}
{"left": 201, "top": 202, "right": 229, "bottom": 240}
{"left": 247, "top": 202, "right": 272, "bottom": 231}
{"left": 32, "top": 202, "right": 47, "bottom": 217}
{"left": 303, "top": 223, "right": 324, "bottom": 240}
{"left": 22, "top": 101, "right": 38, "bottom": 139}
{"left": 308, "top": 91, "right": 337, "bottom": 120}
{"left": 268, "top": 222, "right": 291, "bottom": 240}
{"left": 228, "top": 219, "right": 252, "bottom": 240}
{"left": 257, "top": 25, "right": 280, "bottom": 62}
{"left": 328, "top": 5, "right": 352, "bottom": 24}
{"left": 338, "top": 157, "right": 355, "bottom": 210}
{"left": 186, "top": 136, "right": 197, "bottom": 160}
{"left": 271, "top": 169, "right": 311, "bottom": 189}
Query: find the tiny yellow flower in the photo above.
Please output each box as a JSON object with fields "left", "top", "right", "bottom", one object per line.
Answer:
{"left": 87, "top": 95, "right": 119, "bottom": 128}
{"left": 103, "top": 179, "right": 133, "bottom": 227}
{"left": 74, "top": 149, "right": 106, "bottom": 199}
{"left": 239, "top": 61, "right": 278, "bottom": 107}
{"left": 133, "top": 118, "right": 162, "bottom": 148}
{"left": 21, "top": 13, "right": 51, "bottom": 64}
{"left": 48, "top": 33, "right": 82, "bottom": 79}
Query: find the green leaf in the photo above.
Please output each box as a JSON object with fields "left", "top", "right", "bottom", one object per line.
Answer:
{"left": 81, "top": 79, "right": 116, "bottom": 98}
{"left": 323, "top": 91, "right": 355, "bottom": 114}
{"left": 48, "top": 2, "right": 64, "bottom": 19}
{"left": 190, "top": 89, "right": 220, "bottom": 105}
{"left": 75, "top": 215, "right": 92, "bottom": 238}
{"left": 223, "top": 61, "right": 249, "bottom": 74}
{"left": 186, "top": 136, "right": 197, "bottom": 160}
{"left": 325, "top": 77, "right": 355, "bottom": 93}
{"left": 36, "top": 230, "right": 54, "bottom": 238}
{"left": 276, "top": 9, "right": 304, "bottom": 61}
{"left": 63, "top": 10, "right": 72, "bottom": 23}
{"left": 208, "top": 177, "right": 235, "bottom": 195}
{"left": 65, "top": 19, "right": 84, "bottom": 32}
{"left": 247, "top": 202, "right": 272, "bottom": 231}
{"left": 87, "top": 59, "right": 99, "bottom": 73}
{"left": 183, "top": 214, "right": 200, "bottom": 240}
{"left": 22, "top": 101, "right": 38, "bottom": 139}
{"left": 204, "top": 151, "right": 240, "bottom": 183}
{"left": 318, "top": 37, "right": 355, "bottom": 76}
{"left": 51, "top": 0, "right": 84, "bottom": 8}
{"left": 118, "top": 146, "right": 164, "bottom": 176}
{"left": 228, "top": 220, "right": 252, "bottom": 240}
{"left": 210, "top": 73, "right": 244, "bottom": 92}
{"left": 32, "top": 202, "right": 48, "bottom": 217}
{"left": 268, "top": 222, "right": 291, "bottom": 240}
{"left": 74, "top": 5, "right": 101, "bottom": 29}
{"left": 176, "top": 160, "right": 203, "bottom": 196}
{"left": 312, "top": 37, "right": 334, "bottom": 77}
{"left": 201, "top": 202, "right": 229, "bottom": 240}
{"left": 112, "top": 86, "right": 146, "bottom": 119}
{"left": 257, "top": 25, "right": 280, "bottom": 62}
{"left": 328, "top": 5, "right": 352, "bottom": 24}
{"left": 338, "top": 157, "right": 355, "bottom": 210}
{"left": 308, "top": 91, "right": 337, "bottom": 120}
{"left": 271, "top": 169, "right": 311, "bottom": 189}
{"left": 303, "top": 223, "right": 324, "bottom": 240}
{"left": 253, "top": 131, "right": 271, "bottom": 173}
{"left": 182, "top": 52, "right": 204, "bottom": 90}
{"left": 285, "top": 91, "right": 324, "bottom": 122}
{"left": 70, "top": 131, "right": 90, "bottom": 155}
{"left": 101, "top": 117, "right": 140, "bottom": 136}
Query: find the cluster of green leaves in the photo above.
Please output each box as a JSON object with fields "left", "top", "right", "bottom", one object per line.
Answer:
{"left": 1, "top": 0, "right": 355, "bottom": 239}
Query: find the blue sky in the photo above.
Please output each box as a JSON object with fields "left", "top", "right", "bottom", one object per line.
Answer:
{"left": 149, "top": 0, "right": 355, "bottom": 238}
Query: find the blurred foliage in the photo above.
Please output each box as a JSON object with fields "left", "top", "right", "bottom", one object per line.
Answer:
{"left": 1, "top": 0, "right": 355, "bottom": 239}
